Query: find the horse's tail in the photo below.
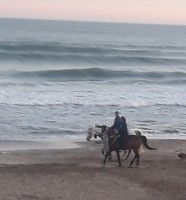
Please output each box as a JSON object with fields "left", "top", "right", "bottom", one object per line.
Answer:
{"left": 140, "top": 135, "right": 157, "bottom": 150}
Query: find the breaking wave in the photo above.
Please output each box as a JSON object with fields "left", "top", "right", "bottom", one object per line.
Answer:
{"left": 9, "top": 68, "right": 186, "bottom": 83}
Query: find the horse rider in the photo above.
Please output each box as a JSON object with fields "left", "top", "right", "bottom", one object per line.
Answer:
{"left": 118, "top": 116, "right": 129, "bottom": 148}
{"left": 111, "top": 111, "right": 122, "bottom": 133}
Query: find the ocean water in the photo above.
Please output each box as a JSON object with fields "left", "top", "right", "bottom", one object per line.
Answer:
{"left": 0, "top": 18, "right": 186, "bottom": 140}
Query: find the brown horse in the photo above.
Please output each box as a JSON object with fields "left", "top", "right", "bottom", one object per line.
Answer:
{"left": 96, "top": 125, "right": 156, "bottom": 167}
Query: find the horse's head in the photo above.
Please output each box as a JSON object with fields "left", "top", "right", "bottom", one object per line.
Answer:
{"left": 86, "top": 126, "right": 102, "bottom": 141}
{"left": 87, "top": 125, "right": 109, "bottom": 141}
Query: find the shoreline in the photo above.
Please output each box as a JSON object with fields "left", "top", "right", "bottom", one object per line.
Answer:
{"left": 0, "top": 138, "right": 83, "bottom": 152}
{"left": 0, "top": 136, "right": 185, "bottom": 152}
{"left": 0, "top": 139, "right": 185, "bottom": 165}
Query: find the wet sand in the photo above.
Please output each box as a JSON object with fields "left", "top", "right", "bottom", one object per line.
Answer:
{"left": 0, "top": 139, "right": 185, "bottom": 200}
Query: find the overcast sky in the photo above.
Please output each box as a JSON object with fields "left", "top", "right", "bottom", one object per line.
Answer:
{"left": 0, "top": 0, "right": 186, "bottom": 24}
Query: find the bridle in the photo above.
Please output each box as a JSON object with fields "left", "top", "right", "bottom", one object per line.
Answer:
{"left": 88, "top": 125, "right": 120, "bottom": 146}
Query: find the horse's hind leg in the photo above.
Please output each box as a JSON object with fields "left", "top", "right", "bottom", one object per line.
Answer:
{"left": 125, "top": 149, "right": 131, "bottom": 160}
{"left": 116, "top": 151, "right": 121, "bottom": 167}
{"left": 129, "top": 149, "right": 138, "bottom": 167}
{"left": 133, "top": 148, "right": 140, "bottom": 167}
{"left": 129, "top": 155, "right": 136, "bottom": 167}
{"left": 136, "top": 153, "right": 140, "bottom": 167}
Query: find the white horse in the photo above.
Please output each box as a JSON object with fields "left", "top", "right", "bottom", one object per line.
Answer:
{"left": 87, "top": 126, "right": 109, "bottom": 155}
{"left": 87, "top": 126, "right": 132, "bottom": 159}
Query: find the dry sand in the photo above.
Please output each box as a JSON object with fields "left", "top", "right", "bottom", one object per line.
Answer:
{"left": 0, "top": 139, "right": 185, "bottom": 200}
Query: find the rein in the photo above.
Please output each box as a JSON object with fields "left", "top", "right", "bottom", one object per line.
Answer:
{"left": 105, "top": 128, "right": 120, "bottom": 146}
{"left": 109, "top": 134, "right": 120, "bottom": 146}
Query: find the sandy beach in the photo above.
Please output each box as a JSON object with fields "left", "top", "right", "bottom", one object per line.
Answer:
{"left": 0, "top": 139, "right": 185, "bottom": 200}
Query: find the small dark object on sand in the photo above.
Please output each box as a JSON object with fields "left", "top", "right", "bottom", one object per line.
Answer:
{"left": 178, "top": 153, "right": 186, "bottom": 159}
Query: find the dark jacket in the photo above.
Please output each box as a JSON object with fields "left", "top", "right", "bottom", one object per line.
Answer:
{"left": 118, "top": 121, "right": 128, "bottom": 138}
{"left": 111, "top": 116, "right": 122, "bottom": 131}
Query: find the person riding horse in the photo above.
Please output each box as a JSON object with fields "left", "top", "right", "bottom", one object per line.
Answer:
{"left": 111, "top": 111, "right": 122, "bottom": 133}
{"left": 111, "top": 111, "right": 129, "bottom": 149}
{"left": 118, "top": 116, "right": 129, "bottom": 148}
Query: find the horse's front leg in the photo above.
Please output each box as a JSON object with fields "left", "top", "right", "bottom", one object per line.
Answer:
{"left": 116, "top": 151, "right": 121, "bottom": 167}
{"left": 102, "top": 149, "right": 106, "bottom": 156}
{"left": 103, "top": 152, "right": 109, "bottom": 165}
{"left": 108, "top": 152, "right": 112, "bottom": 161}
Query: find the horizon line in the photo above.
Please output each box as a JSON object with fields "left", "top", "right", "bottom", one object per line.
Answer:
{"left": 0, "top": 16, "right": 186, "bottom": 27}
